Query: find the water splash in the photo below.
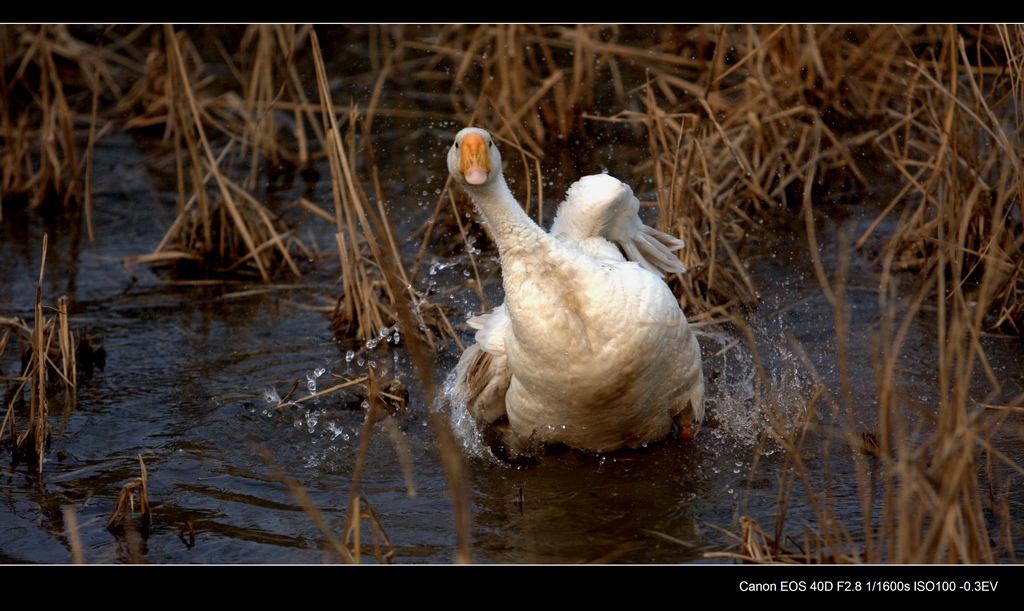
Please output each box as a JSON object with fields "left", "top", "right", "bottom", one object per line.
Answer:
{"left": 306, "top": 366, "right": 326, "bottom": 395}
{"left": 429, "top": 260, "right": 457, "bottom": 276}
{"left": 440, "top": 368, "right": 495, "bottom": 461}
{"left": 325, "top": 420, "right": 350, "bottom": 442}
{"left": 698, "top": 328, "right": 816, "bottom": 461}
{"left": 261, "top": 387, "right": 283, "bottom": 417}
{"left": 303, "top": 408, "right": 320, "bottom": 433}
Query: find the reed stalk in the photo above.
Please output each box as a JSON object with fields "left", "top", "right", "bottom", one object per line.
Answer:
{"left": 0, "top": 235, "right": 78, "bottom": 477}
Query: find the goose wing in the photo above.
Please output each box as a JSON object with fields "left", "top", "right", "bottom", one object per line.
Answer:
{"left": 550, "top": 173, "right": 686, "bottom": 276}
{"left": 452, "top": 304, "right": 512, "bottom": 425}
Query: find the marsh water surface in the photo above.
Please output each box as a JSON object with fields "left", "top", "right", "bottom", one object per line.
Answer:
{"left": 2, "top": 122, "right": 1022, "bottom": 565}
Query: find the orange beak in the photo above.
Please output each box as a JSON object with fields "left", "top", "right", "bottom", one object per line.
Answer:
{"left": 460, "top": 132, "right": 490, "bottom": 185}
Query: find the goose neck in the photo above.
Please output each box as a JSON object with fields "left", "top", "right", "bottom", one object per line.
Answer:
{"left": 467, "top": 179, "right": 546, "bottom": 251}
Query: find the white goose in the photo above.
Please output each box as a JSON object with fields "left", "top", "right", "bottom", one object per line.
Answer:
{"left": 448, "top": 127, "right": 704, "bottom": 455}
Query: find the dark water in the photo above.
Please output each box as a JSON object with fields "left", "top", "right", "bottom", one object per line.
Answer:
{"left": 1, "top": 127, "right": 1021, "bottom": 564}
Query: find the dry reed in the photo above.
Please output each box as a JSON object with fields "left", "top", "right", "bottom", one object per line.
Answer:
{"left": 106, "top": 454, "right": 152, "bottom": 531}
{"left": 863, "top": 25, "right": 1024, "bottom": 332}
{"left": 119, "top": 26, "right": 307, "bottom": 280}
{"left": 0, "top": 234, "right": 78, "bottom": 477}
{"left": 707, "top": 29, "right": 1024, "bottom": 562}
{"left": 1, "top": 26, "right": 86, "bottom": 212}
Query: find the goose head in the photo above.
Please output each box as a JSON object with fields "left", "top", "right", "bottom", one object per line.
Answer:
{"left": 448, "top": 127, "right": 502, "bottom": 188}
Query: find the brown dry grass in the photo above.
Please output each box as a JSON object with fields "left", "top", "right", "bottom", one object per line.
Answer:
{"left": 118, "top": 26, "right": 307, "bottom": 280}
{"left": 863, "top": 25, "right": 1024, "bottom": 332}
{"left": 0, "top": 234, "right": 78, "bottom": 476}
{"left": 106, "top": 454, "right": 152, "bottom": 531}
{"left": 706, "top": 27, "right": 1024, "bottom": 560}
{"left": 1, "top": 26, "right": 87, "bottom": 212}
